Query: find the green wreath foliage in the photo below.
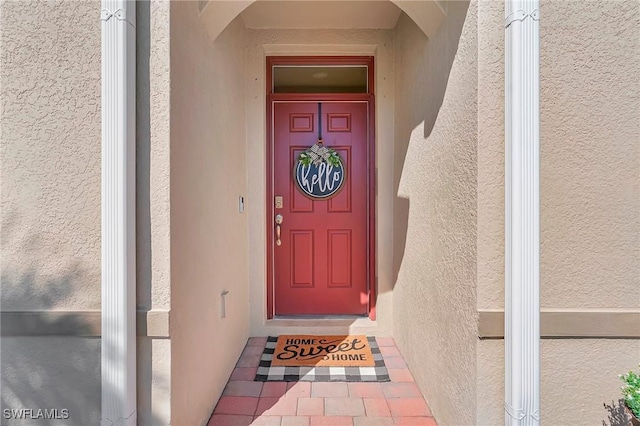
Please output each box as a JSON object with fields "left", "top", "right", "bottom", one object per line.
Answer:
{"left": 298, "top": 148, "right": 342, "bottom": 167}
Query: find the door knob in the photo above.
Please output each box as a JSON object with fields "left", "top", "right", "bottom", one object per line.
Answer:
{"left": 275, "top": 214, "right": 283, "bottom": 246}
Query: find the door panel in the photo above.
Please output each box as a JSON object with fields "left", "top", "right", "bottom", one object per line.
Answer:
{"left": 273, "top": 101, "right": 369, "bottom": 315}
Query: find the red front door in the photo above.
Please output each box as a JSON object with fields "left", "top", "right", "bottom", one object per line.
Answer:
{"left": 272, "top": 101, "right": 370, "bottom": 315}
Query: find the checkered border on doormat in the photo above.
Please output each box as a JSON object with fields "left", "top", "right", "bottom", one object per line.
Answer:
{"left": 254, "top": 336, "right": 390, "bottom": 382}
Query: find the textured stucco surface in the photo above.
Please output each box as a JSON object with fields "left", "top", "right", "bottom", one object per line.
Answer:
{"left": 541, "top": 339, "right": 640, "bottom": 425}
{"left": 539, "top": 0, "right": 640, "bottom": 309}
{"left": 136, "top": 3, "right": 172, "bottom": 424}
{"left": 0, "top": 0, "right": 101, "bottom": 311}
{"left": 476, "top": 0, "right": 505, "bottom": 311}
{"left": 244, "top": 26, "right": 395, "bottom": 337}
{"left": 170, "top": 4, "right": 249, "bottom": 425}
{"left": 137, "top": 0, "right": 172, "bottom": 312}
{"left": 476, "top": 340, "right": 505, "bottom": 425}
{"left": 393, "top": 2, "right": 477, "bottom": 425}
{"left": 477, "top": 339, "right": 640, "bottom": 425}
{"left": 475, "top": 1, "right": 640, "bottom": 424}
{"left": 0, "top": 2, "right": 102, "bottom": 424}
{"left": 137, "top": 337, "right": 171, "bottom": 426}
{"left": 478, "top": 0, "right": 640, "bottom": 309}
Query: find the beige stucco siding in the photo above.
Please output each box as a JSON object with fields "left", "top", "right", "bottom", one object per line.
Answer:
{"left": 137, "top": 2, "right": 172, "bottom": 424}
{"left": 539, "top": 0, "right": 640, "bottom": 309}
{"left": 170, "top": 4, "right": 250, "bottom": 425}
{"left": 1, "top": 0, "right": 101, "bottom": 312}
{"left": 137, "top": 0, "right": 172, "bottom": 313}
{"left": 393, "top": 2, "right": 477, "bottom": 425}
{"left": 478, "top": 339, "right": 640, "bottom": 425}
{"left": 0, "top": 2, "right": 102, "bottom": 424}
{"left": 478, "top": 0, "right": 640, "bottom": 311}
{"left": 476, "top": 0, "right": 640, "bottom": 424}
{"left": 477, "top": 0, "right": 505, "bottom": 312}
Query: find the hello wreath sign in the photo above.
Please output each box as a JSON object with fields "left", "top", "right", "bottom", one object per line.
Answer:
{"left": 294, "top": 103, "right": 345, "bottom": 199}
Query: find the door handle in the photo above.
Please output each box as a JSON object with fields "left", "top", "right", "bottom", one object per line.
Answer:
{"left": 275, "top": 214, "right": 283, "bottom": 246}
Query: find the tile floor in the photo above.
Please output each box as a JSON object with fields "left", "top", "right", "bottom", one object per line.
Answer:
{"left": 208, "top": 337, "right": 437, "bottom": 426}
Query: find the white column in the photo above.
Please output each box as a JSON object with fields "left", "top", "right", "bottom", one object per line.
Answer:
{"left": 101, "top": 0, "right": 136, "bottom": 425}
{"left": 504, "top": 0, "right": 540, "bottom": 425}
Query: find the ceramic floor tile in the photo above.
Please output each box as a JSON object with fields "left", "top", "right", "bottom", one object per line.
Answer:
{"left": 251, "top": 415, "right": 282, "bottom": 426}
{"left": 353, "top": 417, "right": 394, "bottom": 426}
{"left": 297, "top": 398, "right": 324, "bottom": 416}
{"left": 310, "top": 416, "right": 353, "bottom": 426}
{"left": 387, "top": 369, "right": 414, "bottom": 383}
{"left": 324, "top": 398, "right": 365, "bottom": 417}
{"left": 214, "top": 396, "right": 259, "bottom": 416}
{"left": 286, "top": 382, "right": 312, "bottom": 398}
{"left": 256, "top": 397, "right": 299, "bottom": 417}
{"left": 248, "top": 337, "right": 269, "bottom": 346}
{"left": 386, "top": 399, "right": 431, "bottom": 417}
{"left": 243, "top": 345, "right": 267, "bottom": 357}
{"left": 230, "top": 367, "right": 259, "bottom": 381}
{"left": 261, "top": 382, "right": 288, "bottom": 398}
{"left": 223, "top": 380, "right": 264, "bottom": 397}
{"left": 311, "top": 382, "right": 349, "bottom": 398}
{"left": 383, "top": 357, "right": 407, "bottom": 369}
{"left": 393, "top": 417, "right": 438, "bottom": 425}
{"left": 236, "top": 354, "right": 263, "bottom": 368}
{"left": 212, "top": 338, "right": 437, "bottom": 426}
{"left": 382, "top": 383, "right": 422, "bottom": 399}
{"left": 348, "top": 382, "right": 385, "bottom": 398}
{"left": 281, "top": 415, "right": 311, "bottom": 426}
{"left": 375, "top": 337, "right": 396, "bottom": 347}
{"left": 379, "top": 346, "right": 402, "bottom": 357}
{"left": 363, "top": 398, "right": 391, "bottom": 417}
{"left": 207, "top": 414, "right": 254, "bottom": 426}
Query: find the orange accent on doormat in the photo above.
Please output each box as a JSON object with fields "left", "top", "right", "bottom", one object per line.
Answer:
{"left": 271, "top": 335, "right": 374, "bottom": 367}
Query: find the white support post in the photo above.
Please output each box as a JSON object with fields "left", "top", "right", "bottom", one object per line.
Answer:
{"left": 504, "top": 0, "right": 540, "bottom": 425}
{"left": 101, "top": 0, "right": 136, "bottom": 425}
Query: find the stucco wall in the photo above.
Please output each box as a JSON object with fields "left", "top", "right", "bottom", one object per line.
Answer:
{"left": 0, "top": 1, "right": 101, "bottom": 424}
{"left": 478, "top": 339, "right": 640, "bottom": 425}
{"left": 478, "top": 0, "right": 640, "bottom": 312}
{"left": 539, "top": 0, "right": 639, "bottom": 309}
{"left": 137, "top": 2, "right": 172, "bottom": 424}
{"left": 393, "top": 2, "right": 477, "bottom": 425}
{"left": 1, "top": 0, "right": 100, "bottom": 312}
{"left": 245, "top": 27, "right": 396, "bottom": 337}
{"left": 475, "top": 0, "right": 640, "bottom": 424}
{"left": 169, "top": 4, "right": 249, "bottom": 425}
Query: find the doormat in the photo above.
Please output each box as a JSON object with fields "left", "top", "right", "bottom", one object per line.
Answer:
{"left": 255, "top": 336, "right": 390, "bottom": 382}
{"left": 271, "top": 335, "right": 374, "bottom": 367}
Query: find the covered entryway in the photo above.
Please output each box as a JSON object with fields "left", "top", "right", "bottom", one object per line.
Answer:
{"left": 164, "top": 1, "right": 470, "bottom": 425}
{"left": 268, "top": 58, "right": 376, "bottom": 317}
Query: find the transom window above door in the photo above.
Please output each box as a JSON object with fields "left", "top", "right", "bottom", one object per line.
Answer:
{"left": 268, "top": 57, "right": 374, "bottom": 95}
{"left": 273, "top": 66, "right": 368, "bottom": 93}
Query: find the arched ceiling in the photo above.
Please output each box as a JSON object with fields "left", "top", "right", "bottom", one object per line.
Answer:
{"left": 240, "top": 1, "right": 403, "bottom": 30}
{"left": 199, "top": 0, "right": 446, "bottom": 42}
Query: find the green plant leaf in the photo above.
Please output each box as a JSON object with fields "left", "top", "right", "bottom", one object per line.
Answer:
{"left": 620, "top": 366, "right": 640, "bottom": 418}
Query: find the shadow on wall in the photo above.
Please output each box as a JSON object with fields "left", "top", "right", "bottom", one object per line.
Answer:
{"left": 0, "top": 260, "right": 101, "bottom": 425}
{"left": 392, "top": 1, "right": 470, "bottom": 286}
{"left": 603, "top": 400, "right": 633, "bottom": 426}
{"left": 0, "top": 238, "right": 168, "bottom": 425}
{"left": 136, "top": 0, "right": 153, "bottom": 314}
{"left": 1, "top": 208, "right": 99, "bottom": 424}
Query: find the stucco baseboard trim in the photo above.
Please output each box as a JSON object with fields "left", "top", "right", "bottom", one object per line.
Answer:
{"left": 0, "top": 310, "right": 170, "bottom": 337}
{"left": 479, "top": 309, "right": 640, "bottom": 339}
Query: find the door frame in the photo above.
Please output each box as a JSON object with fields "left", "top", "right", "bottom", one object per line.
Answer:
{"left": 265, "top": 56, "right": 376, "bottom": 320}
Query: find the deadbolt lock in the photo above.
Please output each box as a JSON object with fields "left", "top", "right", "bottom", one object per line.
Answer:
{"left": 275, "top": 196, "right": 283, "bottom": 209}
